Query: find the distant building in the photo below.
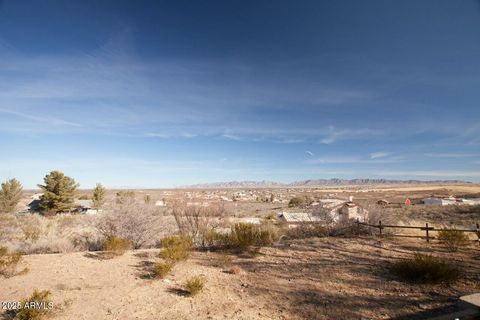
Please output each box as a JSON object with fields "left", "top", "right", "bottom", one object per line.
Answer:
{"left": 337, "top": 197, "right": 368, "bottom": 223}
{"left": 277, "top": 212, "right": 321, "bottom": 223}
{"left": 423, "top": 196, "right": 480, "bottom": 206}
{"left": 155, "top": 200, "right": 166, "bottom": 207}
{"left": 74, "top": 199, "right": 99, "bottom": 215}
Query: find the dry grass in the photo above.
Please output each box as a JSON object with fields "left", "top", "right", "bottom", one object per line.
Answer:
{"left": 152, "top": 261, "right": 174, "bottom": 278}
{"left": 11, "top": 289, "right": 52, "bottom": 320}
{"left": 185, "top": 275, "right": 205, "bottom": 296}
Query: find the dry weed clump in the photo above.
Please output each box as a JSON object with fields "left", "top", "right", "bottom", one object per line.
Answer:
{"left": 0, "top": 247, "right": 28, "bottom": 278}
{"left": 158, "top": 235, "right": 192, "bottom": 262}
{"left": 11, "top": 289, "right": 53, "bottom": 320}
{"left": 0, "top": 246, "right": 28, "bottom": 278}
{"left": 437, "top": 229, "right": 469, "bottom": 252}
{"left": 103, "top": 236, "right": 131, "bottom": 256}
{"left": 152, "top": 261, "right": 174, "bottom": 278}
{"left": 390, "top": 253, "right": 459, "bottom": 284}
{"left": 185, "top": 275, "right": 205, "bottom": 296}
{"left": 283, "top": 223, "right": 328, "bottom": 240}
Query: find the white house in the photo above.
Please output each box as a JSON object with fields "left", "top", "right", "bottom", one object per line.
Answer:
{"left": 423, "top": 197, "right": 458, "bottom": 206}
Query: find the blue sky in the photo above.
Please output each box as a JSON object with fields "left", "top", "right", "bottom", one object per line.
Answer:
{"left": 1, "top": 0, "right": 480, "bottom": 188}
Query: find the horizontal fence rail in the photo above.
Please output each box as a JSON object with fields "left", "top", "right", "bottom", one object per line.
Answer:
{"left": 355, "top": 219, "right": 480, "bottom": 243}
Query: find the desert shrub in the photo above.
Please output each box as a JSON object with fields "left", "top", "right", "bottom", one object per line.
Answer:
{"left": 185, "top": 275, "right": 205, "bottom": 296}
{"left": 103, "top": 236, "right": 131, "bottom": 256}
{"left": 95, "top": 200, "right": 163, "bottom": 249}
{"left": 159, "top": 235, "right": 192, "bottom": 262}
{"left": 227, "top": 223, "right": 279, "bottom": 250}
{"left": 390, "top": 253, "right": 459, "bottom": 284}
{"left": 169, "top": 201, "right": 227, "bottom": 245}
{"left": 288, "top": 196, "right": 305, "bottom": 207}
{"left": 12, "top": 289, "right": 52, "bottom": 320}
{"left": 153, "top": 261, "right": 173, "bottom": 278}
{"left": 202, "top": 230, "right": 228, "bottom": 247}
{"left": 78, "top": 194, "right": 90, "bottom": 200}
{"left": 0, "top": 246, "right": 27, "bottom": 277}
{"left": 437, "top": 229, "right": 469, "bottom": 252}
{"left": 284, "top": 223, "right": 328, "bottom": 239}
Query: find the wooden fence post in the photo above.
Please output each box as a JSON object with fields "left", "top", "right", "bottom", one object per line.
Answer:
{"left": 379, "top": 220, "right": 382, "bottom": 236}
{"left": 426, "top": 223, "right": 429, "bottom": 243}
{"left": 477, "top": 223, "right": 479, "bottom": 245}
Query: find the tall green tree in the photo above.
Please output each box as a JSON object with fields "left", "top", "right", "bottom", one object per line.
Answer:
{"left": 37, "top": 171, "right": 78, "bottom": 214}
{"left": 0, "top": 178, "right": 23, "bottom": 213}
{"left": 92, "top": 183, "right": 106, "bottom": 209}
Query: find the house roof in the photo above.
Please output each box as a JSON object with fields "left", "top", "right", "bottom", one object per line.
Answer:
{"left": 75, "top": 199, "right": 93, "bottom": 208}
{"left": 278, "top": 212, "right": 320, "bottom": 222}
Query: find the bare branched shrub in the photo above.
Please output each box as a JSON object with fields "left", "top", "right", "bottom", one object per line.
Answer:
{"left": 168, "top": 201, "right": 227, "bottom": 245}
{"left": 95, "top": 199, "right": 164, "bottom": 249}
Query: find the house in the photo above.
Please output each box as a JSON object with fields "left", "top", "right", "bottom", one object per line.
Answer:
{"left": 377, "top": 199, "right": 390, "bottom": 206}
{"left": 277, "top": 212, "right": 321, "bottom": 224}
{"left": 74, "top": 200, "right": 99, "bottom": 215}
{"left": 337, "top": 197, "right": 368, "bottom": 223}
{"left": 423, "top": 197, "right": 458, "bottom": 206}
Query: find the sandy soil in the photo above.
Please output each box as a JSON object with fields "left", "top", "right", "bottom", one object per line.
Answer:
{"left": 1, "top": 237, "right": 479, "bottom": 320}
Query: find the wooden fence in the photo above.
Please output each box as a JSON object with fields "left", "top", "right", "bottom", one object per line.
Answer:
{"left": 355, "top": 219, "right": 480, "bottom": 244}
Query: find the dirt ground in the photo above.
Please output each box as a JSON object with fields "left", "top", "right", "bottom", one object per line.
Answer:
{"left": 1, "top": 236, "right": 479, "bottom": 320}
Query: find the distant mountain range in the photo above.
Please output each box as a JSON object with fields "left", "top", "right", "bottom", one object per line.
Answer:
{"left": 184, "top": 178, "right": 471, "bottom": 188}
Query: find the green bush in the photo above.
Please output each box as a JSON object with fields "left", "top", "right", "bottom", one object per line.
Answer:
{"left": 153, "top": 261, "right": 173, "bottom": 278}
{"left": 437, "top": 229, "right": 469, "bottom": 252}
{"left": 185, "top": 275, "right": 205, "bottom": 296}
{"left": 0, "top": 246, "right": 27, "bottom": 278}
{"left": 103, "top": 236, "right": 131, "bottom": 256}
{"left": 159, "top": 235, "right": 192, "bottom": 262}
{"left": 13, "top": 289, "right": 52, "bottom": 320}
{"left": 390, "top": 253, "right": 459, "bottom": 284}
{"left": 288, "top": 196, "right": 305, "bottom": 207}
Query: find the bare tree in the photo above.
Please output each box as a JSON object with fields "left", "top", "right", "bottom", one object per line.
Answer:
{"left": 168, "top": 200, "right": 227, "bottom": 245}
{"left": 312, "top": 204, "right": 336, "bottom": 230}
{"left": 95, "top": 198, "right": 165, "bottom": 249}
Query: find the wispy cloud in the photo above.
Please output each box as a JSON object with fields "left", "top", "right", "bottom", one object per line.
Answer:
{"left": 305, "top": 151, "right": 314, "bottom": 156}
{"left": 370, "top": 151, "right": 391, "bottom": 159}
{"left": 320, "top": 126, "right": 378, "bottom": 144}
